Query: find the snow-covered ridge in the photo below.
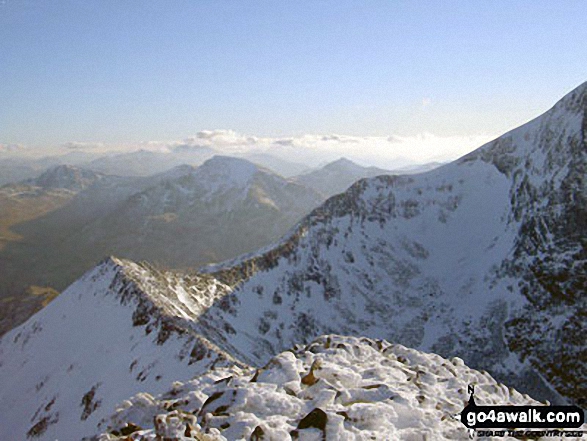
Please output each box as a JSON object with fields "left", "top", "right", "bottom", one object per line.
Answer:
{"left": 98, "top": 335, "right": 577, "bottom": 441}
{"left": 0, "top": 257, "right": 242, "bottom": 441}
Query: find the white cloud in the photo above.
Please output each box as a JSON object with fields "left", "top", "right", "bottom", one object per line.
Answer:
{"left": 183, "top": 130, "right": 497, "bottom": 168}
{"left": 192, "top": 130, "right": 257, "bottom": 147}
{"left": 32, "top": 129, "right": 496, "bottom": 170}
{"left": 273, "top": 139, "right": 295, "bottom": 147}
{"left": 62, "top": 141, "right": 105, "bottom": 150}
{"left": 320, "top": 134, "right": 360, "bottom": 144}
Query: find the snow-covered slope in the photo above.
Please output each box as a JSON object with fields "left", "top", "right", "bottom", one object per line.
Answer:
{"left": 0, "top": 257, "right": 242, "bottom": 441}
{"left": 99, "top": 335, "right": 566, "bottom": 441}
{"left": 194, "top": 82, "right": 586, "bottom": 407}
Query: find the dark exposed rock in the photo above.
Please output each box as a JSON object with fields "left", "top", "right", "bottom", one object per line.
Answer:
{"left": 81, "top": 383, "right": 102, "bottom": 421}
{"left": 296, "top": 407, "right": 327, "bottom": 433}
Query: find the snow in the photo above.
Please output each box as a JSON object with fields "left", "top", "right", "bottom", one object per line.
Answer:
{"left": 194, "top": 155, "right": 260, "bottom": 196}
{"left": 0, "top": 258, "right": 237, "bottom": 441}
{"left": 100, "top": 335, "right": 586, "bottom": 440}
{"left": 192, "top": 157, "right": 519, "bottom": 362}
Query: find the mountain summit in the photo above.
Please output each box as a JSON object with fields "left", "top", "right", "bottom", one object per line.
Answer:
{"left": 100, "top": 335, "right": 553, "bottom": 440}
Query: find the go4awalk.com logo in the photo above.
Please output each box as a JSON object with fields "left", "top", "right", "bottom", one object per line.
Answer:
{"left": 458, "top": 385, "right": 585, "bottom": 438}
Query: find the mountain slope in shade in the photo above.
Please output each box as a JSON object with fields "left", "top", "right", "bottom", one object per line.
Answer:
{"left": 0, "top": 257, "right": 243, "bottom": 441}
{"left": 0, "top": 165, "right": 201, "bottom": 336}
{"left": 99, "top": 335, "right": 568, "bottom": 441}
{"left": 193, "top": 82, "right": 586, "bottom": 406}
{"left": 292, "top": 158, "right": 392, "bottom": 198}
{"left": 64, "top": 156, "right": 323, "bottom": 270}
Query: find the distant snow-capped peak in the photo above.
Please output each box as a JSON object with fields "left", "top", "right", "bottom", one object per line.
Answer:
{"left": 193, "top": 155, "right": 267, "bottom": 191}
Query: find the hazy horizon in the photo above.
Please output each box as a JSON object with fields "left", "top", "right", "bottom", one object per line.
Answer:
{"left": 1, "top": 128, "right": 502, "bottom": 170}
{"left": 2, "top": 1, "right": 586, "bottom": 168}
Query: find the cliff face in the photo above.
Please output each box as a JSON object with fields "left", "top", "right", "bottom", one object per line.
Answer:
{"left": 493, "top": 86, "right": 587, "bottom": 406}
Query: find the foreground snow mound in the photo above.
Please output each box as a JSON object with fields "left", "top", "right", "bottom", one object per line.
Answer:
{"left": 99, "top": 335, "right": 548, "bottom": 440}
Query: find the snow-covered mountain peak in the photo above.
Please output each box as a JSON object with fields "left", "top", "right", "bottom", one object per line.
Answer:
{"left": 459, "top": 80, "right": 586, "bottom": 179}
{"left": 553, "top": 80, "right": 587, "bottom": 112}
{"left": 195, "top": 155, "right": 264, "bottom": 187}
{"left": 292, "top": 157, "right": 391, "bottom": 198}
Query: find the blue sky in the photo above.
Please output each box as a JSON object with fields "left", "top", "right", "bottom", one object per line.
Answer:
{"left": 1, "top": 0, "right": 586, "bottom": 149}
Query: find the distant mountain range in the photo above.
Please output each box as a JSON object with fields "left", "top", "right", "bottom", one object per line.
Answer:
{"left": 55, "top": 155, "right": 324, "bottom": 271}
{"left": 0, "top": 151, "right": 100, "bottom": 186}
{"left": 292, "top": 158, "right": 443, "bottom": 198}
{"left": 0, "top": 146, "right": 439, "bottom": 187}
